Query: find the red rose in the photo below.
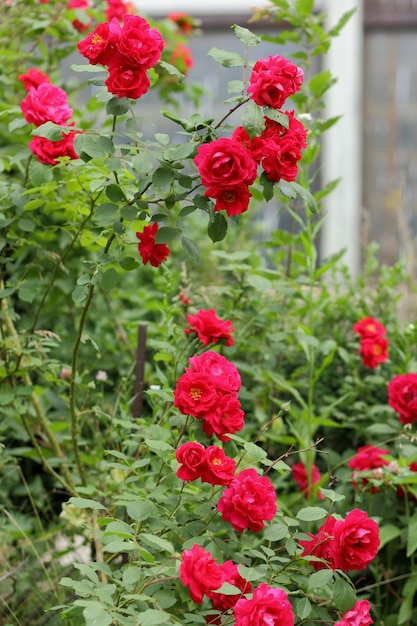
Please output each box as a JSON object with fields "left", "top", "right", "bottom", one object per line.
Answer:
{"left": 105, "top": 0, "right": 135, "bottom": 22}
{"left": 299, "top": 515, "right": 337, "bottom": 571}
{"left": 217, "top": 468, "right": 277, "bottom": 532}
{"left": 358, "top": 335, "right": 389, "bottom": 368}
{"left": 188, "top": 351, "right": 241, "bottom": 393}
{"left": 29, "top": 131, "right": 78, "bottom": 165}
{"left": 205, "top": 184, "right": 252, "bottom": 216}
{"left": 105, "top": 62, "right": 150, "bottom": 99}
{"left": 194, "top": 137, "right": 257, "bottom": 189}
{"left": 353, "top": 317, "right": 386, "bottom": 338}
{"left": 201, "top": 392, "right": 245, "bottom": 441}
{"left": 168, "top": 12, "right": 194, "bottom": 35}
{"left": 170, "top": 42, "right": 194, "bottom": 75}
{"left": 261, "top": 114, "right": 307, "bottom": 182}
{"left": 180, "top": 544, "right": 224, "bottom": 604}
{"left": 207, "top": 560, "right": 252, "bottom": 611}
{"left": 78, "top": 20, "right": 121, "bottom": 66}
{"left": 18, "top": 68, "right": 50, "bottom": 91}
{"left": 175, "top": 442, "right": 206, "bottom": 481}
{"left": 67, "top": 0, "right": 92, "bottom": 32}
{"left": 388, "top": 373, "right": 417, "bottom": 424}
{"left": 292, "top": 462, "right": 324, "bottom": 500}
{"left": 21, "top": 83, "right": 73, "bottom": 127}
{"left": 232, "top": 126, "right": 264, "bottom": 163}
{"left": 200, "top": 446, "right": 236, "bottom": 486}
{"left": 348, "top": 446, "right": 390, "bottom": 472}
{"left": 136, "top": 223, "right": 170, "bottom": 267}
{"left": 185, "top": 309, "right": 235, "bottom": 347}
{"left": 118, "top": 14, "right": 164, "bottom": 69}
{"left": 173, "top": 369, "right": 219, "bottom": 417}
{"left": 330, "top": 509, "right": 380, "bottom": 571}
{"left": 233, "top": 583, "right": 294, "bottom": 626}
{"left": 247, "top": 54, "right": 303, "bottom": 109}
{"left": 334, "top": 599, "right": 373, "bottom": 626}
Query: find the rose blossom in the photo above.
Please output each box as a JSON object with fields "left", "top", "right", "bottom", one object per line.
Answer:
{"left": 67, "top": 0, "right": 92, "bottom": 32}
{"left": 260, "top": 114, "right": 307, "bottom": 182}
{"left": 136, "top": 223, "right": 170, "bottom": 267}
{"left": 217, "top": 468, "right": 277, "bottom": 532}
{"left": 200, "top": 446, "right": 236, "bottom": 486}
{"left": 388, "top": 373, "right": 417, "bottom": 424}
{"left": 201, "top": 393, "right": 245, "bottom": 441}
{"left": 358, "top": 335, "right": 389, "bottom": 368}
{"left": 29, "top": 131, "right": 78, "bottom": 165}
{"left": 185, "top": 309, "right": 235, "bottom": 347}
{"left": 173, "top": 369, "right": 219, "bottom": 417}
{"left": 330, "top": 509, "right": 380, "bottom": 571}
{"left": 168, "top": 12, "right": 194, "bottom": 35}
{"left": 188, "top": 351, "right": 241, "bottom": 393}
{"left": 233, "top": 583, "right": 294, "bottom": 626}
{"left": 292, "top": 462, "right": 324, "bottom": 500}
{"left": 247, "top": 54, "right": 303, "bottom": 109}
{"left": 77, "top": 20, "right": 121, "bottom": 66}
{"left": 334, "top": 599, "right": 373, "bottom": 626}
{"left": 175, "top": 442, "right": 206, "bottom": 481}
{"left": 170, "top": 42, "right": 194, "bottom": 75}
{"left": 180, "top": 544, "right": 224, "bottom": 604}
{"left": 106, "top": 0, "right": 135, "bottom": 22}
{"left": 18, "top": 68, "right": 50, "bottom": 91}
{"left": 207, "top": 560, "right": 252, "bottom": 611}
{"left": 353, "top": 316, "right": 386, "bottom": 338}
{"left": 299, "top": 515, "right": 337, "bottom": 570}
{"left": 117, "top": 14, "right": 164, "bottom": 69}
{"left": 194, "top": 137, "right": 257, "bottom": 190}
{"left": 348, "top": 445, "right": 390, "bottom": 472}
{"left": 21, "top": 83, "right": 73, "bottom": 126}
{"left": 105, "top": 62, "right": 150, "bottom": 99}
{"left": 205, "top": 184, "right": 252, "bottom": 216}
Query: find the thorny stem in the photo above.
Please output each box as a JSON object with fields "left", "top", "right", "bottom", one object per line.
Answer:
{"left": 214, "top": 97, "right": 249, "bottom": 130}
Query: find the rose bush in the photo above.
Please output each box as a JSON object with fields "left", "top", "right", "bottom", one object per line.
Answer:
{"left": 1, "top": 1, "right": 416, "bottom": 625}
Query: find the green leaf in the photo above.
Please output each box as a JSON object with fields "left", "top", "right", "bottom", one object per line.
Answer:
{"left": 319, "top": 488, "right": 345, "bottom": 503}
{"left": 398, "top": 575, "right": 417, "bottom": 624}
{"left": 333, "top": 576, "right": 356, "bottom": 614}
{"left": 120, "top": 256, "right": 139, "bottom": 271}
{"left": 181, "top": 236, "right": 200, "bottom": 261}
{"left": 296, "top": 597, "right": 312, "bottom": 620}
{"left": 71, "top": 63, "right": 105, "bottom": 73}
{"left": 101, "top": 268, "right": 119, "bottom": 291}
{"left": 138, "top": 609, "right": 171, "bottom": 626}
{"left": 279, "top": 181, "right": 319, "bottom": 214}
{"left": 72, "top": 285, "right": 89, "bottom": 304}
{"left": 296, "top": 0, "right": 314, "bottom": 14}
{"left": 18, "top": 218, "right": 35, "bottom": 232}
{"left": 152, "top": 167, "right": 175, "bottom": 188}
{"left": 242, "top": 102, "right": 264, "bottom": 138}
{"left": 155, "top": 227, "right": 178, "bottom": 243}
{"left": 79, "top": 135, "right": 114, "bottom": 158}
{"left": 296, "top": 507, "right": 327, "bottom": 522}
{"left": 244, "top": 441, "right": 267, "bottom": 462}
{"left": 406, "top": 512, "right": 417, "bottom": 557}
{"left": 232, "top": 24, "right": 260, "bottom": 47}
{"left": 69, "top": 497, "right": 106, "bottom": 510}
{"left": 159, "top": 60, "right": 183, "bottom": 79}
{"left": 308, "top": 569, "right": 333, "bottom": 590}
{"left": 163, "top": 142, "right": 196, "bottom": 161}
{"left": 208, "top": 212, "right": 228, "bottom": 243}
{"left": 264, "top": 108, "right": 289, "bottom": 128}
{"left": 106, "top": 96, "right": 130, "bottom": 116}
{"left": 132, "top": 152, "right": 154, "bottom": 175}
{"left": 260, "top": 171, "right": 274, "bottom": 202}
{"left": 263, "top": 523, "right": 289, "bottom": 542}
{"left": 29, "top": 159, "right": 54, "bottom": 186}
{"left": 126, "top": 500, "right": 156, "bottom": 522}
{"left": 32, "top": 121, "right": 67, "bottom": 141}
{"left": 213, "top": 582, "right": 242, "bottom": 595}
{"left": 208, "top": 47, "right": 245, "bottom": 68}
{"left": 106, "top": 184, "right": 126, "bottom": 202}
{"left": 379, "top": 524, "right": 403, "bottom": 550}
{"left": 309, "top": 70, "right": 337, "bottom": 98}
{"left": 102, "top": 540, "right": 136, "bottom": 553}
{"left": 95, "top": 203, "right": 119, "bottom": 225}
{"left": 83, "top": 605, "right": 112, "bottom": 626}
{"left": 141, "top": 533, "right": 175, "bottom": 554}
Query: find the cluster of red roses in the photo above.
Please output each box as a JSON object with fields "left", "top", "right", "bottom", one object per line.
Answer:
{"left": 77, "top": 13, "right": 164, "bottom": 100}
{"left": 19, "top": 71, "right": 78, "bottom": 166}
{"left": 194, "top": 54, "right": 307, "bottom": 217}
{"left": 353, "top": 316, "right": 389, "bottom": 369}
{"left": 300, "top": 508, "right": 380, "bottom": 572}
{"left": 180, "top": 545, "right": 295, "bottom": 626}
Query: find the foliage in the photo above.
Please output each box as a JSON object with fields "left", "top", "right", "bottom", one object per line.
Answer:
{"left": 1, "top": 1, "right": 417, "bottom": 626}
